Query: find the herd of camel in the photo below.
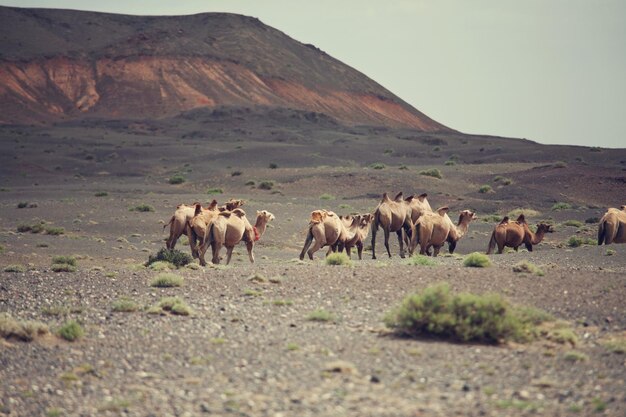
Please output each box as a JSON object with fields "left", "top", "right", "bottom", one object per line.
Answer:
{"left": 163, "top": 193, "right": 626, "bottom": 265}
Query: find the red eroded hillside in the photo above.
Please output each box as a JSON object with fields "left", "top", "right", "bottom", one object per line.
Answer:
{"left": 0, "top": 6, "right": 450, "bottom": 131}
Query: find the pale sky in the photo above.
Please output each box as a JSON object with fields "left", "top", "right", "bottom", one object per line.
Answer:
{"left": 2, "top": 1, "right": 625, "bottom": 148}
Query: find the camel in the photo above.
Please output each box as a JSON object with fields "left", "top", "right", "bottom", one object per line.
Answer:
{"left": 403, "top": 193, "right": 432, "bottom": 247}
{"left": 164, "top": 200, "right": 218, "bottom": 250}
{"left": 218, "top": 199, "right": 246, "bottom": 212}
{"left": 597, "top": 206, "right": 626, "bottom": 245}
{"left": 486, "top": 214, "right": 554, "bottom": 254}
{"left": 199, "top": 209, "right": 275, "bottom": 265}
{"left": 186, "top": 203, "right": 220, "bottom": 259}
{"left": 411, "top": 208, "right": 477, "bottom": 257}
{"left": 299, "top": 210, "right": 358, "bottom": 260}
{"left": 341, "top": 213, "right": 375, "bottom": 260}
{"left": 371, "top": 192, "right": 415, "bottom": 259}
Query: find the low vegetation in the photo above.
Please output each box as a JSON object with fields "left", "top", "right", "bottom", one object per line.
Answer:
{"left": 130, "top": 204, "right": 155, "bottom": 212}
{"left": 551, "top": 202, "right": 572, "bottom": 211}
{"left": 307, "top": 309, "right": 336, "bottom": 322}
{"left": 325, "top": 252, "right": 352, "bottom": 266}
{"left": 507, "top": 208, "right": 541, "bottom": 218}
{"left": 146, "top": 248, "right": 191, "bottom": 268}
{"left": 369, "top": 162, "right": 386, "bottom": 170}
{"left": 51, "top": 256, "right": 77, "bottom": 273}
{"left": 150, "top": 273, "right": 184, "bottom": 288}
{"left": 0, "top": 312, "right": 49, "bottom": 342}
{"left": 512, "top": 261, "right": 544, "bottom": 276}
{"left": 17, "top": 221, "right": 65, "bottom": 235}
{"left": 463, "top": 252, "right": 491, "bottom": 268}
{"left": 566, "top": 235, "right": 596, "bottom": 248}
{"left": 258, "top": 180, "right": 274, "bottom": 190}
{"left": 493, "top": 176, "right": 513, "bottom": 185}
{"left": 4, "top": 264, "right": 26, "bottom": 273}
{"left": 148, "top": 297, "right": 192, "bottom": 316}
{"left": 478, "top": 184, "right": 493, "bottom": 194}
{"left": 207, "top": 187, "right": 224, "bottom": 195}
{"left": 419, "top": 168, "right": 442, "bottom": 179}
{"left": 319, "top": 193, "right": 335, "bottom": 200}
{"left": 407, "top": 254, "right": 437, "bottom": 266}
{"left": 168, "top": 174, "right": 186, "bottom": 184}
{"left": 94, "top": 191, "right": 108, "bottom": 197}
{"left": 562, "top": 220, "right": 583, "bottom": 228}
{"left": 384, "top": 283, "right": 553, "bottom": 344}
{"left": 111, "top": 297, "right": 140, "bottom": 313}
{"left": 57, "top": 320, "right": 84, "bottom": 342}
{"left": 269, "top": 162, "right": 278, "bottom": 169}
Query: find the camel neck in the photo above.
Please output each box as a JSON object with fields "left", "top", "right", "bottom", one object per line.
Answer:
{"left": 455, "top": 218, "right": 471, "bottom": 237}
{"left": 531, "top": 229, "right": 545, "bottom": 245}
{"left": 255, "top": 216, "right": 267, "bottom": 236}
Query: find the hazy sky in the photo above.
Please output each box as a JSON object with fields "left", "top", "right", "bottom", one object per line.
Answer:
{"left": 2, "top": 1, "right": 625, "bottom": 148}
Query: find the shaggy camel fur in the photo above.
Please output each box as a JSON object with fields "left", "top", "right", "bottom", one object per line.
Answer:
{"left": 200, "top": 209, "right": 275, "bottom": 265}
{"left": 486, "top": 215, "right": 553, "bottom": 254}
{"left": 597, "top": 206, "right": 626, "bottom": 245}
{"left": 164, "top": 200, "right": 217, "bottom": 250}
{"left": 411, "top": 208, "right": 477, "bottom": 257}
{"left": 299, "top": 210, "right": 358, "bottom": 260}
{"left": 341, "top": 213, "right": 374, "bottom": 260}
{"left": 371, "top": 192, "right": 415, "bottom": 259}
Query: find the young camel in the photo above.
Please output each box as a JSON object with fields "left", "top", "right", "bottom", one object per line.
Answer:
{"left": 403, "top": 193, "right": 432, "bottom": 247}
{"left": 341, "top": 213, "right": 374, "bottom": 260}
{"left": 371, "top": 192, "right": 415, "bottom": 259}
{"left": 200, "top": 209, "right": 275, "bottom": 265}
{"left": 299, "top": 210, "right": 358, "bottom": 260}
{"left": 186, "top": 203, "right": 219, "bottom": 259}
{"left": 411, "top": 208, "right": 477, "bottom": 257}
{"left": 597, "top": 205, "right": 626, "bottom": 245}
{"left": 486, "top": 214, "right": 553, "bottom": 254}
{"left": 164, "top": 200, "right": 218, "bottom": 250}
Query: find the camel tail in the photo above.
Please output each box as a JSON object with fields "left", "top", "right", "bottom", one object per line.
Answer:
{"left": 486, "top": 230, "right": 497, "bottom": 254}
{"left": 299, "top": 227, "right": 314, "bottom": 260}
{"left": 163, "top": 216, "right": 174, "bottom": 230}
{"left": 597, "top": 220, "right": 614, "bottom": 245}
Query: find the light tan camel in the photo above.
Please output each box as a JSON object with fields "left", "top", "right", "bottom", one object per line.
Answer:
{"left": 218, "top": 199, "right": 246, "bottom": 212}
{"left": 403, "top": 193, "right": 432, "bottom": 247}
{"left": 341, "top": 213, "right": 374, "bottom": 260}
{"left": 299, "top": 210, "right": 358, "bottom": 260}
{"left": 486, "top": 214, "right": 554, "bottom": 254}
{"left": 411, "top": 208, "right": 477, "bottom": 257}
{"left": 597, "top": 206, "right": 626, "bottom": 245}
{"left": 164, "top": 200, "right": 217, "bottom": 250}
{"left": 186, "top": 203, "right": 219, "bottom": 259}
{"left": 371, "top": 192, "right": 415, "bottom": 259}
{"left": 200, "top": 209, "right": 275, "bottom": 265}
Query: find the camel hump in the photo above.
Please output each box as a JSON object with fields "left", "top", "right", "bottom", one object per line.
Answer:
{"left": 218, "top": 211, "right": 232, "bottom": 218}
{"left": 208, "top": 200, "right": 218, "bottom": 210}
{"left": 499, "top": 216, "right": 510, "bottom": 225}
{"left": 405, "top": 195, "right": 415, "bottom": 203}
{"left": 393, "top": 192, "right": 403, "bottom": 202}
{"left": 436, "top": 206, "right": 449, "bottom": 216}
{"left": 381, "top": 193, "right": 391, "bottom": 203}
{"left": 232, "top": 208, "right": 246, "bottom": 218}
{"left": 309, "top": 210, "right": 327, "bottom": 224}
{"left": 194, "top": 203, "right": 202, "bottom": 217}
{"left": 417, "top": 193, "right": 428, "bottom": 202}
{"left": 516, "top": 214, "right": 526, "bottom": 224}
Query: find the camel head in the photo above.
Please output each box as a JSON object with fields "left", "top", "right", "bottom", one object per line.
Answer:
{"left": 194, "top": 203, "right": 203, "bottom": 217}
{"left": 256, "top": 210, "right": 275, "bottom": 222}
{"left": 226, "top": 199, "right": 245, "bottom": 211}
{"left": 620, "top": 205, "right": 626, "bottom": 211}
{"left": 360, "top": 213, "right": 374, "bottom": 227}
{"left": 537, "top": 223, "right": 555, "bottom": 233}
{"left": 458, "top": 210, "right": 477, "bottom": 223}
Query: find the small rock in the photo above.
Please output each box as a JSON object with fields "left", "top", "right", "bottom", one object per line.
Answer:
{"left": 370, "top": 375, "right": 380, "bottom": 383}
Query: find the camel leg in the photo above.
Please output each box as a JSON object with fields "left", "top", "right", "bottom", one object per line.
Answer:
{"left": 396, "top": 230, "right": 405, "bottom": 258}
{"left": 345, "top": 245, "right": 352, "bottom": 259}
{"left": 299, "top": 231, "right": 314, "bottom": 260}
{"left": 383, "top": 228, "right": 392, "bottom": 258}
{"left": 211, "top": 242, "right": 222, "bottom": 264}
{"left": 197, "top": 242, "right": 208, "bottom": 266}
{"left": 357, "top": 242, "right": 363, "bottom": 260}
{"left": 525, "top": 243, "right": 533, "bottom": 252}
{"left": 246, "top": 241, "right": 255, "bottom": 263}
{"left": 307, "top": 240, "right": 324, "bottom": 260}
{"left": 432, "top": 245, "right": 441, "bottom": 257}
{"left": 448, "top": 240, "right": 457, "bottom": 254}
{"left": 225, "top": 246, "right": 234, "bottom": 265}
{"left": 371, "top": 225, "right": 378, "bottom": 259}
{"left": 514, "top": 246, "right": 519, "bottom": 252}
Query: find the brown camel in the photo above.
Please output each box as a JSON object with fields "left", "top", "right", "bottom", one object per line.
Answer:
{"left": 341, "top": 213, "right": 374, "bottom": 260}
{"left": 164, "top": 200, "right": 217, "bottom": 250}
{"left": 411, "top": 208, "right": 477, "bottom": 257}
{"left": 299, "top": 210, "right": 358, "bottom": 260}
{"left": 597, "top": 206, "right": 626, "bottom": 245}
{"left": 486, "top": 214, "right": 554, "bottom": 254}
{"left": 186, "top": 203, "right": 219, "bottom": 259}
{"left": 371, "top": 192, "right": 415, "bottom": 259}
{"left": 218, "top": 199, "right": 246, "bottom": 212}
{"left": 403, "top": 193, "right": 432, "bottom": 247}
{"left": 199, "top": 209, "right": 275, "bottom": 265}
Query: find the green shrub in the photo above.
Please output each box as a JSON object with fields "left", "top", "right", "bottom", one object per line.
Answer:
{"left": 566, "top": 236, "right": 596, "bottom": 248}
{"left": 562, "top": 220, "right": 583, "bottom": 228}
{"left": 494, "top": 176, "right": 512, "bottom": 185}
{"left": 17, "top": 202, "right": 28, "bottom": 208}
{"left": 369, "top": 162, "right": 386, "bottom": 170}
{"left": 52, "top": 256, "right": 77, "bottom": 266}
{"left": 51, "top": 263, "right": 77, "bottom": 273}
{"left": 512, "top": 261, "right": 544, "bottom": 276}
{"left": 553, "top": 161, "right": 567, "bottom": 168}
{"left": 383, "top": 149, "right": 393, "bottom": 154}
{"left": 407, "top": 254, "right": 437, "bottom": 266}
{"left": 111, "top": 297, "right": 140, "bottom": 313}
{"left": 307, "top": 309, "right": 336, "bottom": 322}
{"left": 551, "top": 202, "right": 572, "bottom": 211}
{"left": 319, "top": 193, "right": 335, "bottom": 200}
{"left": 478, "top": 185, "right": 493, "bottom": 194}
{"left": 4, "top": 264, "right": 26, "bottom": 273}
{"left": 168, "top": 174, "right": 186, "bottom": 184}
{"left": 45, "top": 226, "right": 65, "bottom": 235}
{"left": 148, "top": 297, "right": 192, "bottom": 316}
{"left": 482, "top": 214, "right": 503, "bottom": 223}
{"left": 605, "top": 249, "right": 616, "bottom": 256}
{"left": 325, "top": 252, "right": 352, "bottom": 266}
{"left": 150, "top": 273, "right": 183, "bottom": 288}
{"left": 463, "top": 252, "right": 491, "bottom": 268}
{"left": 245, "top": 180, "right": 255, "bottom": 186}
{"left": 57, "top": 320, "right": 84, "bottom": 341}
{"left": 130, "top": 204, "right": 154, "bottom": 212}
{"left": 94, "top": 191, "right": 108, "bottom": 197}
{"left": 398, "top": 164, "right": 409, "bottom": 170}
{"left": 419, "top": 168, "right": 442, "bottom": 179}
{"left": 146, "top": 248, "right": 191, "bottom": 268}
{"left": 258, "top": 181, "right": 274, "bottom": 190}
{"left": 0, "top": 312, "right": 49, "bottom": 342}
{"left": 444, "top": 160, "right": 456, "bottom": 166}
{"left": 563, "top": 351, "right": 588, "bottom": 362}
{"left": 585, "top": 217, "right": 599, "bottom": 224}
{"left": 384, "top": 283, "right": 552, "bottom": 344}
{"left": 207, "top": 187, "right": 223, "bottom": 195}
{"left": 269, "top": 163, "right": 278, "bottom": 169}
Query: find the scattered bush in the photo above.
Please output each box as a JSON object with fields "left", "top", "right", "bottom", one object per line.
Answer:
{"left": 482, "top": 214, "right": 503, "bottom": 223}
{"left": 94, "top": 191, "right": 108, "bottom": 197}
{"left": 130, "top": 204, "right": 155, "bottom": 212}
{"left": 369, "top": 162, "right": 386, "bottom": 170}
{"left": 148, "top": 297, "right": 192, "bottom": 316}
{"left": 589, "top": 146, "right": 602, "bottom": 152}
{"left": 585, "top": 217, "right": 599, "bottom": 224}
{"left": 52, "top": 256, "right": 77, "bottom": 266}
{"left": 507, "top": 208, "right": 541, "bottom": 218}
{"left": 17, "top": 221, "right": 46, "bottom": 233}
{"left": 44, "top": 226, "right": 65, "bottom": 236}
{"left": 0, "top": 312, "right": 49, "bottom": 342}
{"left": 17, "top": 202, "right": 28, "bottom": 208}
{"left": 384, "top": 283, "right": 553, "bottom": 344}
{"left": 258, "top": 180, "right": 275, "bottom": 190}
{"left": 307, "top": 309, "right": 336, "bottom": 322}
{"left": 269, "top": 163, "right": 278, "bottom": 169}
{"left": 398, "top": 164, "right": 409, "bottom": 170}
{"left": 231, "top": 171, "right": 242, "bottom": 176}
{"left": 51, "top": 263, "right": 76, "bottom": 273}
{"left": 4, "top": 264, "right": 26, "bottom": 273}
{"left": 168, "top": 174, "right": 186, "bottom": 184}
{"left": 111, "top": 297, "right": 140, "bottom": 313}
{"left": 419, "top": 168, "right": 442, "bottom": 179}
{"left": 562, "top": 220, "right": 583, "bottom": 228}
{"left": 444, "top": 160, "right": 456, "bottom": 166}
{"left": 463, "top": 252, "right": 491, "bottom": 268}
{"left": 566, "top": 236, "right": 596, "bottom": 248}
{"left": 512, "top": 261, "right": 544, "bottom": 276}
{"left": 245, "top": 180, "right": 255, "bottom": 186}
{"left": 319, "top": 193, "right": 335, "bottom": 200}
{"left": 407, "top": 254, "right": 437, "bottom": 266}
{"left": 146, "top": 248, "right": 191, "bottom": 268}
{"left": 605, "top": 249, "right": 616, "bottom": 256}
{"left": 494, "top": 176, "right": 513, "bottom": 185}
{"left": 478, "top": 185, "right": 493, "bottom": 194}
{"left": 206, "top": 187, "right": 224, "bottom": 195}
{"left": 150, "top": 273, "right": 183, "bottom": 288}
{"left": 383, "top": 149, "right": 393, "bottom": 154}
{"left": 325, "top": 252, "right": 352, "bottom": 266}
{"left": 551, "top": 202, "right": 572, "bottom": 211}
{"left": 563, "top": 351, "right": 588, "bottom": 362}
{"left": 57, "top": 320, "right": 84, "bottom": 342}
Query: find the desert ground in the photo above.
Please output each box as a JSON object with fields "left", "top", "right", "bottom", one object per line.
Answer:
{"left": 1, "top": 109, "right": 625, "bottom": 416}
